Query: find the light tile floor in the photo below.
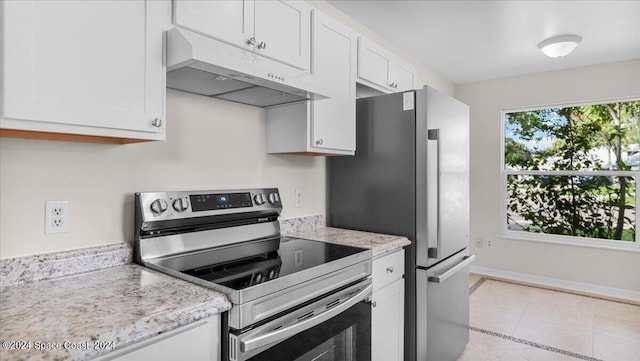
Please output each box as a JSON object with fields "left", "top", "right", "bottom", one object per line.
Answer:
{"left": 458, "top": 275, "right": 640, "bottom": 361}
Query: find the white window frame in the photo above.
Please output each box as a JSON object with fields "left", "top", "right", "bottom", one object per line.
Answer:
{"left": 501, "top": 98, "right": 640, "bottom": 252}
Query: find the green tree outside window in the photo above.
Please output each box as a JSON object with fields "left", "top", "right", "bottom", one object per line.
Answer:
{"left": 505, "top": 101, "right": 639, "bottom": 242}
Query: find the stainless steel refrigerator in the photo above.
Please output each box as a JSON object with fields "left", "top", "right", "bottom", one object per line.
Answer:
{"left": 327, "top": 86, "right": 474, "bottom": 361}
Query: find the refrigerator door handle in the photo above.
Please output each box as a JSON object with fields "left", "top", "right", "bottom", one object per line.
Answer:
{"left": 428, "top": 255, "right": 476, "bottom": 283}
{"left": 427, "top": 129, "right": 441, "bottom": 259}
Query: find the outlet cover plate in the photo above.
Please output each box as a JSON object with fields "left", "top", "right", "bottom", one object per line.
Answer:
{"left": 45, "top": 200, "right": 70, "bottom": 234}
{"left": 475, "top": 238, "right": 483, "bottom": 248}
{"left": 294, "top": 189, "right": 303, "bottom": 208}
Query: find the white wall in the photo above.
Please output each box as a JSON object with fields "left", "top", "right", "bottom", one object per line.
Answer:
{"left": 0, "top": 90, "right": 327, "bottom": 258}
{"left": 456, "top": 59, "right": 640, "bottom": 292}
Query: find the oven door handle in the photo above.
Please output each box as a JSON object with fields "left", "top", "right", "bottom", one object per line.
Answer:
{"left": 240, "top": 283, "right": 373, "bottom": 353}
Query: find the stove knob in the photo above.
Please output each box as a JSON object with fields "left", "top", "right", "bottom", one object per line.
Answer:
{"left": 268, "top": 269, "right": 277, "bottom": 280}
{"left": 172, "top": 197, "right": 189, "bottom": 212}
{"left": 268, "top": 192, "right": 280, "bottom": 205}
{"left": 254, "top": 194, "right": 266, "bottom": 205}
{"left": 254, "top": 273, "right": 264, "bottom": 284}
{"left": 150, "top": 199, "right": 168, "bottom": 215}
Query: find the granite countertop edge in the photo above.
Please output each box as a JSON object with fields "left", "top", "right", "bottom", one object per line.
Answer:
{"left": 0, "top": 247, "right": 231, "bottom": 361}
{"left": 286, "top": 227, "right": 411, "bottom": 258}
{"left": 77, "top": 267, "right": 232, "bottom": 360}
{"left": 0, "top": 264, "right": 231, "bottom": 361}
{"left": 280, "top": 216, "right": 411, "bottom": 257}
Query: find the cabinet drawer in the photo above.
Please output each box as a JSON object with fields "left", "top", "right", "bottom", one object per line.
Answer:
{"left": 373, "top": 249, "right": 404, "bottom": 292}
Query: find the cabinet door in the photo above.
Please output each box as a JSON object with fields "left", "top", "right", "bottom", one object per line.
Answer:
{"left": 310, "top": 11, "right": 356, "bottom": 152}
{"left": 1, "top": 0, "right": 165, "bottom": 140}
{"left": 173, "top": 0, "right": 254, "bottom": 50}
{"left": 390, "top": 62, "right": 416, "bottom": 92}
{"left": 372, "top": 279, "right": 405, "bottom": 361}
{"left": 99, "top": 316, "right": 220, "bottom": 361}
{"left": 357, "top": 37, "right": 390, "bottom": 90}
{"left": 254, "top": 0, "right": 310, "bottom": 70}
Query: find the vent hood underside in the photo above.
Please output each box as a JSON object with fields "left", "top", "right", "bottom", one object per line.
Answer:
{"left": 166, "top": 27, "right": 329, "bottom": 108}
{"left": 167, "top": 67, "right": 306, "bottom": 107}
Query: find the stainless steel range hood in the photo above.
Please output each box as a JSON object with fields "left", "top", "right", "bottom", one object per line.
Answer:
{"left": 166, "top": 27, "right": 329, "bottom": 108}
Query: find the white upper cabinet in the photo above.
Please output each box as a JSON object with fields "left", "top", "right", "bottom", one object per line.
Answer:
{"left": 253, "top": 1, "right": 310, "bottom": 70}
{"left": 309, "top": 10, "right": 356, "bottom": 153}
{"left": 390, "top": 62, "right": 416, "bottom": 92}
{"left": 357, "top": 37, "right": 416, "bottom": 96}
{"left": 358, "top": 38, "right": 390, "bottom": 89}
{"left": 266, "top": 9, "right": 356, "bottom": 155}
{"left": 0, "top": 0, "right": 167, "bottom": 143}
{"left": 173, "top": 0, "right": 310, "bottom": 71}
{"left": 173, "top": 0, "right": 254, "bottom": 51}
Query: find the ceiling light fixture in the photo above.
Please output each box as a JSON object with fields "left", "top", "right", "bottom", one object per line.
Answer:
{"left": 537, "top": 35, "right": 582, "bottom": 58}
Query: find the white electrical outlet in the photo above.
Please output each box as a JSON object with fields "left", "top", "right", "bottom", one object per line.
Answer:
{"left": 486, "top": 239, "right": 493, "bottom": 248}
{"left": 294, "top": 188, "right": 304, "bottom": 208}
{"left": 45, "top": 200, "right": 70, "bottom": 234}
{"left": 475, "top": 238, "right": 483, "bottom": 248}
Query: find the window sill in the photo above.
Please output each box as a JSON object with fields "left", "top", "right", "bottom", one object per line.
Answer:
{"left": 503, "top": 231, "right": 640, "bottom": 253}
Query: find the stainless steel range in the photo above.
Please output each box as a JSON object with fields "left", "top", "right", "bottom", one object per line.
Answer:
{"left": 134, "top": 188, "right": 373, "bottom": 361}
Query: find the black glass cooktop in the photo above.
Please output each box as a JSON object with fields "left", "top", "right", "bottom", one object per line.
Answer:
{"left": 183, "top": 237, "right": 366, "bottom": 291}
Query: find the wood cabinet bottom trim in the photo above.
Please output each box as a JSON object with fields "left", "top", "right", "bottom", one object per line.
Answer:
{"left": 0, "top": 129, "right": 153, "bottom": 145}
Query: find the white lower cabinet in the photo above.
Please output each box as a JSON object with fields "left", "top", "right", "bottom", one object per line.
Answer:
{"left": 97, "top": 316, "right": 220, "bottom": 361}
{"left": 371, "top": 249, "right": 405, "bottom": 361}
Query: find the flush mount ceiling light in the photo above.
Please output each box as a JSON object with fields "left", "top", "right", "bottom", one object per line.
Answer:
{"left": 537, "top": 35, "right": 582, "bottom": 58}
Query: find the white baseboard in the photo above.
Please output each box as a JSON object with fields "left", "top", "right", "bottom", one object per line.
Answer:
{"left": 470, "top": 265, "right": 640, "bottom": 303}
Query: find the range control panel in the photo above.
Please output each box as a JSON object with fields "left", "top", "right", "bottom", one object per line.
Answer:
{"left": 190, "top": 192, "right": 254, "bottom": 211}
{"left": 137, "top": 188, "right": 282, "bottom": 221}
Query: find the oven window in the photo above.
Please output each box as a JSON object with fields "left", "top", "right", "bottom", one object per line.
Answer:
{"left": 296, "top": 326, "right": 354, "bottom": 361}
{"left": 246, "top": 301, "right": 371, "bottom": 361}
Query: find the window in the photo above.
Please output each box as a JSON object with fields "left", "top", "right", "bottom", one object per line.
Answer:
{"left": 503, "top": 99, "right": 639, "bottom": 250}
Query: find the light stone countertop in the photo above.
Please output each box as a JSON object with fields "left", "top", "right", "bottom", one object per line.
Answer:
{"left": 0, "top": 243, "right": 131, "bottom": 288}
{"left": 0, "top": 264, "right": 231, "bottom": 361}
{"left": 0, "top": 215, "right": 406, "bottom": 361}
{"left": 283, "top": 224, "right": 411, "bottom": 258}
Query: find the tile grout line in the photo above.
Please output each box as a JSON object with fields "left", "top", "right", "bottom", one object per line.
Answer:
{"left": 469, "top": 277, "right": 603, "bottom": 361}
{"left": 469, "top": 326, "right": 604, "bottom": 361}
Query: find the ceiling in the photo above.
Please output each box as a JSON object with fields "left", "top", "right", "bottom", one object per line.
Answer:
{"left": 326, "top": 0, "right": 640, "bottom": 84}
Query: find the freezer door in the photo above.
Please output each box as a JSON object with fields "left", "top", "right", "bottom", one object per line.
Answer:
{"left": 415, "top": 87, "right": 470, "bottom": 268}
{"left": 416, "top": 249, "right": 474, "bottom": 361}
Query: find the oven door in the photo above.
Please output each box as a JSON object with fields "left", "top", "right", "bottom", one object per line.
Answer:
{"left": 225, "top": 279, "right": 372, "bottom": 361}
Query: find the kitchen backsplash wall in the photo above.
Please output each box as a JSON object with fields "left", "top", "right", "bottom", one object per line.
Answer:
{"left": 0, "top": 90, "right": 327, "bottom": 258}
